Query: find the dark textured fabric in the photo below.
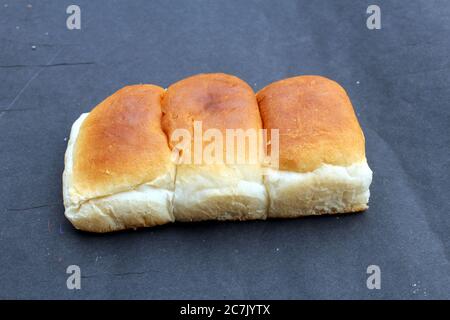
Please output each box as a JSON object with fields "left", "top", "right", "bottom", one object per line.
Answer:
{"left": 0, "top": 0, "right": 449, "bottom": 299}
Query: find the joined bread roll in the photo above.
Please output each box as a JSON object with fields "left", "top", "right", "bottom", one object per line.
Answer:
{"left": 62, "top": 74, "right": 373, "bottom": 232}
{"left": 256, "top": 75, "right": 372, "bottom": 217}
{"left": 63, "top": 85, "right": 175, "bottom": 232}
{"left": 161, "top": 73, "right": 268, "bottom": 221}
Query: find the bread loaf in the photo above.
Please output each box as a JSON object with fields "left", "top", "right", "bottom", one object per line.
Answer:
{"left": 63, "top": 74, "right": 372, "bottom": 232}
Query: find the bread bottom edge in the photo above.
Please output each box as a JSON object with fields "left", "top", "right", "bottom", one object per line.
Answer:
{"left": 68, "top": 206, "right": 369, "bottom": 233}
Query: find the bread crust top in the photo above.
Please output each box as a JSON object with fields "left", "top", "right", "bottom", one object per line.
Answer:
{"left": 73, "top": 84, "right": 173, "bottom": 198}
{"left": 161, "top": 73, "right": 262, "bottom": 146}
{"left": 257, "top": 75, "right": 366, "bottom": 172}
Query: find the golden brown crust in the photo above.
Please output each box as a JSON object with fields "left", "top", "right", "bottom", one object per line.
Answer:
{"left": 73, "top": 84, "right": 173, "bottom": 198}
{"left": 256, "top": 75, "right": 366, "bottom": 172}
{"left": 161, "top": 73, "right": 262, "bottom": 150}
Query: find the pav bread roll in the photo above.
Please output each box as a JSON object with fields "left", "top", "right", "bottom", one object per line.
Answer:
{"left": 63, "top": 85, "right": 175, "bottom": 232}
{"left": 161, "top": 73, "right": 268, "bottom": 221}
{"left": 63, "top": 74, "right": 374, "bottom": 232}
{"left": 256, "top": 75, "right": 372, "bottom": 217}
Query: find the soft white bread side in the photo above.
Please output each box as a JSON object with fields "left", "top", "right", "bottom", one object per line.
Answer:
{"left": 161, "top": 73, "right": 268, "bottom": 221}
{"left": 173, "top": 164, "right": 267, "bottom": 221}
{"left": 257, "top": 75, "right": 373, "bottom": 217}
{"left": 265, "top": 161, "right": 372, "bottom": 218}
{"left": 63, "top": 85, "right": 175, "bottom": 232}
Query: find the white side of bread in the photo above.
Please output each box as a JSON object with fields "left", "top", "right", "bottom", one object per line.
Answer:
{"left": 173, "top": 165, "right": 268, "bottom": 221}
{"left": 265, "top": 162, "right": 372, "bottom": 218}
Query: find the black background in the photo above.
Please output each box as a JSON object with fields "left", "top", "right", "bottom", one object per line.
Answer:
{"left": 0, "top": 0, "right": 449, "bottom": 299}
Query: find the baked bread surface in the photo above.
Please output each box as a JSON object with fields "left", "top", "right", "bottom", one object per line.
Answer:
{"left": 63, "top": 74, "right": 373, "bottom": 231}
{"left": 63, "top": 85, "right": 175, "bottom": 232}
{"left": 161, "top": 73, "right": 268, "bottom": 221}
{"left": 257, "top": 75, "right": 372, "bottom": 217}
{"left": 257, "top": 75, "right": 366, "bottom": 173}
